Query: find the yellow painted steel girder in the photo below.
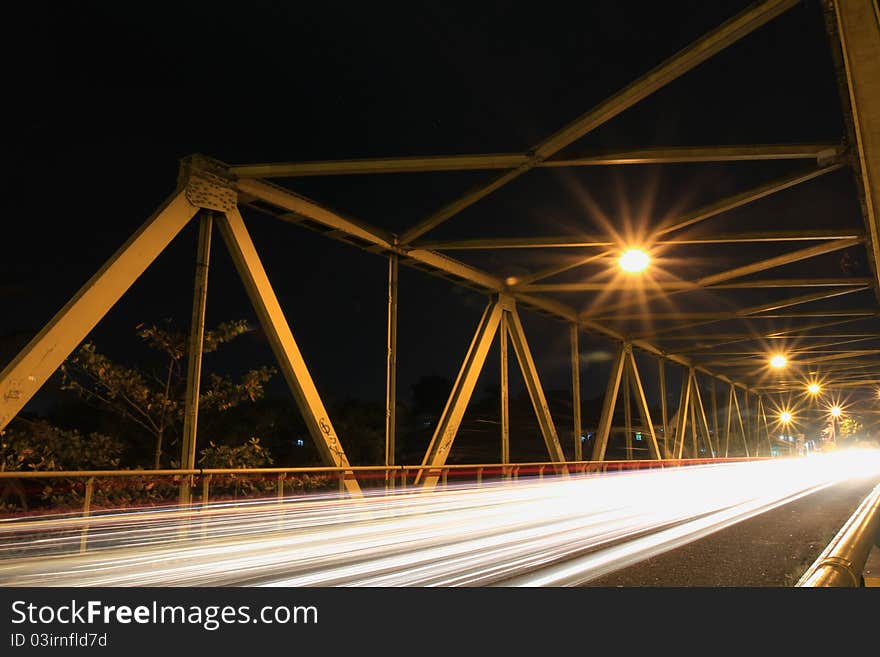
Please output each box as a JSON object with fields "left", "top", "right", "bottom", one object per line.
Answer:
{"left": 833, "top": 0, "right": 880, "bottom": 298}
{"left": 0, "top": 191, "right": 200, "bottom": 431}
{"left": 397, "top": 0, "right": 801, "bottom": 245}
{"left": 216, "top": 209, "right": 361, "bottom": 496}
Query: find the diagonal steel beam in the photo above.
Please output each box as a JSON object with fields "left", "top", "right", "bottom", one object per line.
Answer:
{"left": 217, "top": 208, "right": 361, "bottom": 496}
{"left": 655, "top": 163, "right": 845, "bottom": 237}
{"left": 731, "top": 387, "right": 749, "bottom": 457}
{"left": 674, "top": 371, "right": 692, "bottom": 459}
{"left": 591, "top": 345, "right": 626, "bottom": 461}
{"left": 0, "top": 190, "right": 199, "bottom": 431}
{"left": 416, "top": 300, "right": 504, "bottom": 487}
{"left": 506, "top": 306, "right": 568, "bottom": 464}
{"left": 691, "top": 373, "right": 716, "bottom": 458}
{"left": 589, "top": 237, "right": 863, "bottom": 318}
{"left": 397, "top": 0, "right": 801, "bottom": 244}
{"left": 231, "top": 164, "right": 754, "bottom": 395}
{"left": 626, "top": 350, "right": 662, "bottom": 459}
{"left": 608, "top": 285, "right": 870, "bottom": 323}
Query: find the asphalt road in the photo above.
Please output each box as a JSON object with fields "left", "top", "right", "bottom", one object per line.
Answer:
{"left": 584, "top": 475, "right": 880, "bottom": 586}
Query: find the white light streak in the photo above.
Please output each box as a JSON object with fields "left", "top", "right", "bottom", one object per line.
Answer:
{"left": 0, "top": 451, "right": 878, "bottom": 587}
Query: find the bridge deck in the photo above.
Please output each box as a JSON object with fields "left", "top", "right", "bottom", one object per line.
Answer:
{"left": 586, "top": 475, "right": 879, "bottom": 586}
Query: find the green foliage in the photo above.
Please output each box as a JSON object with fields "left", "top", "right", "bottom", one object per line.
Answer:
{"left": 198, "top": 437, "right": 275, "bottom": 498}
{"left": 837, "top": 416, "right": 864, "bottom": 439}
{"left": 1, "top": 419, "right": 123, "bottom": 472}
{"left": 60, "top": 319, "right": 276, "bottom": 468}
{"left": 1, "top": 419, "right": 126, "bottom": 511}
{"left": 198, "top": 437, "right": 274, "bottom": 469}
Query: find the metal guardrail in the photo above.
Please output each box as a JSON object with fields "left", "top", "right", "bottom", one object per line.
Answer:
{"left": 796, "top": 483, "right": 880, "bottom": 587}
{"left": 0, "top": 456, "right": 765, "bottom": 520}
{"left": 0, "top": 456, "right": 767, "bottom": 554}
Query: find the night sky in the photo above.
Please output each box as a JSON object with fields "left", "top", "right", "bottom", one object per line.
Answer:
{"left": 2, "top": 1, "right": 863, "bottom": 422}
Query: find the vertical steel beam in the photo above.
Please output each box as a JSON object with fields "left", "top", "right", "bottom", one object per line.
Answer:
{"left": 591, "top": 345, "right": 626, "bottom": 461}
{"left": 0, "top": 191, "right": 199, "bottom": 431}
{"left": 506, "top": 307, "right": 567, "bottom": 464}
{"left": 832, "top": 0, "right": 880, "bottom": 298}
{"left": 217, "top": 208, "right": 361, "bottom": 496}
{"left": 416, "top": 300, "right": 504, "bottom": 487}
{"left": 627, "top": 350, "right": 662, "bottom": 459}
{"left": 659, "top": 359, "right": 670, "bottom": 457}
{"left": 385, "top": 254, "right": 399, "bottom": 473}
{"left": 180, "top": 212, "right": 213, "bottom": 506}
{"left": 571, "top": 324, "right": 583, "bottom": 461}
{"left": 725, "top": 384, "right": 735, "bottom": 457}
{"left": 500, "top": 311, "right": 510, "bottom": 465}
{"left": 623, "top": 363, "right": 633, "bottom": 460}
{"left": 688, "top": 372, "right": 699, "bottom": 458}
{"left": 710, "top": 379, "right": 720, "bottom": 456}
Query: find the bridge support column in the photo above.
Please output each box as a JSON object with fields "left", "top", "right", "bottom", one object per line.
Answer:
{"left": 180, "top": 212, "right": 213, "bottom": 506}
{"left": 571, "top": 324, "right": 582, "bottom": 462}
{"left": 385, "top": 254, "right": 398, "bottom": 486}
{"left": 500, "top": 311, "right": 510, "bottom": 465}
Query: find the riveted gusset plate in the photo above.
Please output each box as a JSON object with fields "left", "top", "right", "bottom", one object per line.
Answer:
{"left": 178, "top": 154, "right": 237, "bottom": 212}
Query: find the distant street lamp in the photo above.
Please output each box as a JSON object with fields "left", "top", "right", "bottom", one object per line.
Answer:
{"left": 770, "top": 355, "right": 787, "bottom": 369}
{"left": 807, "top": 382, "right": 821, "bottom": 395}
{"left": 618, "top": 248, "right": 650, "bottom": 273}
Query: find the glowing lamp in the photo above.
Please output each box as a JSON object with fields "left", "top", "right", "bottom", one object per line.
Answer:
{"left": 779, "top": 411, "right": 792, "bottom": 424}
{"left": 807, "top": 383, "right": 821, "bottom": 395}
{"left": 830, "top": 406, "right": 841, "bottom": 418}
{"left": 619, "top": 249, "right": 650, "bottom": 273}
{"left": 770, "top": 355, "right": 787, "bottom": 369}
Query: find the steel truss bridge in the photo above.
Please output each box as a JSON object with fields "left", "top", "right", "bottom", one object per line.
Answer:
{"left": 1, "top": 0, "right": 879, "bottom": 508}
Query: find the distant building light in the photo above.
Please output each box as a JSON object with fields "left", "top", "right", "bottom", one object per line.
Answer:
{"left": 296, "top": 438, "right": 305, "bottom": 447}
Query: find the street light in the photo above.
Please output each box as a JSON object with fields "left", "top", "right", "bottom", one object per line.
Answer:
{"left": 830, "top": 405, "right": 842, "bottom": 418}
{"left": 770, "top": 354, "right": 787, "bottom": 369}
{"left": 618, "top": 248, "right": 650, "bottom": 273}
{"left": 779, "top": 410, "right": 793, "bottom": 424}
{"left": 807, "top": 382, "right": 821, "bottom": 395}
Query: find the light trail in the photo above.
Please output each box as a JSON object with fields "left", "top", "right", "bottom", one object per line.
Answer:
{"left": 1, "top": 451, "right": 879, "bottom": 587}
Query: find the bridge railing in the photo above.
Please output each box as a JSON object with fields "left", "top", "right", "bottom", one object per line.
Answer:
{"left": 796, "top": 482, "right": 880, "bottom": 587}
{"left": 0, "top": 457, "right": 770, "bottom": 555}
{"left": 0, "top": 456, "right": 765, "bottom": 518}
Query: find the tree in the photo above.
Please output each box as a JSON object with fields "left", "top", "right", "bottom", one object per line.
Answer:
{"left": 60, "top": 319, "right": 275, "bottom": 469}
{"left": 1, "top": 418, "right": 123, "bottom": 472}
{"left": 837, "top": 416, "right": 864, "bottom": 443}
